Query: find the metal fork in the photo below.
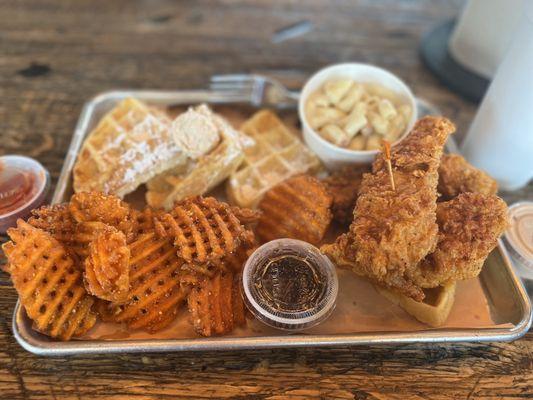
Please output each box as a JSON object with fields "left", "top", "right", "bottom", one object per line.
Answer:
{"left": 209, "top": 74, "right": 300, "bottom": 109}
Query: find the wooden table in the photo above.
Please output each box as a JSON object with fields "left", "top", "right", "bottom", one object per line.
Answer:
{"left": 1, "top": 1, "right": 531, "bottom": 398}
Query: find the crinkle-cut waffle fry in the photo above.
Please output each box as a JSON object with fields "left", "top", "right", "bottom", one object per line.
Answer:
{"left": 231, "top": 273, "right": 247, "bottom": 326}
{"left": 227, "top": 109, "right": 322, "bottom": 209}
{"left": 3, "top": 221, "right": 96, "bottom": 340}
{"left": 27, "top": 203, "right": 78, "bottom": 247}
{"left": 129, "top": 207, "right": 163, "bottom": 237}
{"left": 68, "top": 221, "right": 110, "bottom": 260}
{"left": 73, "top": 98, "right": 188, "bottom": 198}
{"left": 230, "top": 206, "right": 262, "bottom": 227}
{"left": 27, "top": 204, "right": 108, "bottom": 261}
{"left": 110, "top": 232, "right": 188, "bottom": 332}
{"left": 84, "top": 226, "right": 130, "bottom": 303}
{"left": 182, "top": 229, "right": 257, "bottom": 278}
{"left": 187, "top": 271, "right": 245, "bottom": 337}
{"left": 155, "top": 196, "right": 248, "bottom": 264}
{"left": 256, "top": 175, "right": 333, "bottom": 245}
{"left": 146, "top": 104, "right": 252, "bottom": 210}
{"left": 69, "top": 192, "right": 139, "bottom": 242}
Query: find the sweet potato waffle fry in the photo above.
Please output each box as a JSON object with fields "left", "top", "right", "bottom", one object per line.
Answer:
{"left": 69, "top": 221, "right": 110, "bottom": 259}
{"left": 256, "top": 175, "right": 333, "bottom": 245}
{"left": 182, "top": 230, "right": 257, "bottom": 278}
{"left": 155, "top": 196, "right": 249, "bottom": 264}
{"left": 3, "top": 221, "right": 97, "bottom": 340}
{"left": 70, "top": 192, "right": 138, "bottom": 242}
{"left": 8, "top": 192, "right": 259, "bottom": 339}
{"left": 84, "top": 226, "right": 130, "bottom": 303}
{"left": 109, "top": 233, "right": 189, "bottom": 332}
{"left": 27, "top": 203, "right": 78, "bottom": 251}
{"left": 187, "top": 271, "right": 246, "bottom": 337}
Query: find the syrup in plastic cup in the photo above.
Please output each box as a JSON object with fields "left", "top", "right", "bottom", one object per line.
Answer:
{"left": 242, "top": 239, "right": 338, "bottom": 331}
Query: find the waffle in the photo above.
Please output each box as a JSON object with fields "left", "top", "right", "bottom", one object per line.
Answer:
{"left": 3, "top": 221, "right": 97, "bottom": 340}
{"left": 73, "top": 98, "right": 188, "bottom": 198}
{"left": 227, "top": 110, "right": 322, "bottom": 209}
{"left": 375, "top": 282, "right": 456, "bottom": 327}
{"left": 146, "top": 105, "right": 251, "bottom": 210}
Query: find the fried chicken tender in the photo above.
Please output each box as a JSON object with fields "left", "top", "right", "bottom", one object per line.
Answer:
{"left": 438, "top": 154, "right": 498, "bottom": 200}
{"left": 322, "top": 165, "right": 370, "bottom": 226}
{"left": 322, "top": 117, "right": 456, "bottom": 301}
{"left": 407, "top": 193, "right": 508, "bottom": 288}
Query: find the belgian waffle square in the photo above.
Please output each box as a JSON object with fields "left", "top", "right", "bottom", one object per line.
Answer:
{"left": 227, "top": 110, "right": 321, "bottom": 208}
{"left": 73, "top": 98, "right": 187, "bottom": 198}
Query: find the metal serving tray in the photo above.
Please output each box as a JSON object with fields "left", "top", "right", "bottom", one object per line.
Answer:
{"left": 12, "top": 90, "right": 532, "bottom": 355}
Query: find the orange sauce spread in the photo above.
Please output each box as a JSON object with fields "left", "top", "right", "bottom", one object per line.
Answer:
{"left": 0, "top": 162, "right": 37, "bottom": 214}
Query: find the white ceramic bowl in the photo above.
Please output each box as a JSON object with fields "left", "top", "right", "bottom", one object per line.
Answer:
{"left": 299, "top": 63, "right": 417, "bottom": 168}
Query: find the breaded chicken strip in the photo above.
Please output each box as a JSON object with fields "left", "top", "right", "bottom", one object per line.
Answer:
{"left": 322, "top": 165, "right": 370, "bottom": 226}
{"left": 438, "top": 154, "right": 498, "bottom": 200}
{"left": 324, "top": 154, "right": 497, "bottom": 225}
{"left": 407, "top": 193, "right": 508, "bottom": 288}
{"left": 322, "top": 117, "right": 456, "bottom": 301}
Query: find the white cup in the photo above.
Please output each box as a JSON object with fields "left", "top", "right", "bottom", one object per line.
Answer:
{"left": 298, "top": 63, "right": 417, "bottom": 168}
{"left": 461, "top": 3, "right": 533, "bottom": 191}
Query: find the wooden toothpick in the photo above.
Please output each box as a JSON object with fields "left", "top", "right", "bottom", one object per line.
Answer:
{"left": 382, "top": 139, "right": 395, "bottom": 191}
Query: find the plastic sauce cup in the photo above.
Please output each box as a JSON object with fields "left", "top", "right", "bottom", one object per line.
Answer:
{"left": 242, "top": 239, "right": 338, "bottom": 331}
{"left": 0, "top": 155, "right": 50, "bottom": 234}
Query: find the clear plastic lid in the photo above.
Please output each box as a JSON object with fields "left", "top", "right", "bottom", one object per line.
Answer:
{"left": 503, "top": 201, "right": 533, "bottom": 279}
{"left": 242, "top": 239, "right": 338, "bottom": 331}
{"left": 0, "top": 155, "right": 50, "bottom": 234}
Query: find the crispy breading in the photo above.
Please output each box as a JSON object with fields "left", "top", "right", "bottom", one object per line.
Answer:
{"left": 3, "top": 221, "right": 97, "bottom": 340}
{"left": 256, "top": 175, "right": 333, "bottom": 245}
{"left": 322, "top": 165, "right": 370, "bottom": 225}
{"left": 408, "top": 193, "right": 508, "bottom": 287}
{"left": 84, "top": 226, "right": 130, "bottom": 303}
{"left": 438, "top": 154, "right": 498, "bottom": 200}
{"left": 322, "top": 117, "right": 456, "bottom": 301}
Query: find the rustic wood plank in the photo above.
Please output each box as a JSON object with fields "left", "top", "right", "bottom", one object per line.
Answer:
{"left": 1, "top": 0, "right": 531, "bottom": 399}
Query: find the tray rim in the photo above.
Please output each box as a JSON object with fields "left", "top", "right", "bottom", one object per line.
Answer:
{"left": 11, "top": 89, "right": 533, "bottom": 355}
